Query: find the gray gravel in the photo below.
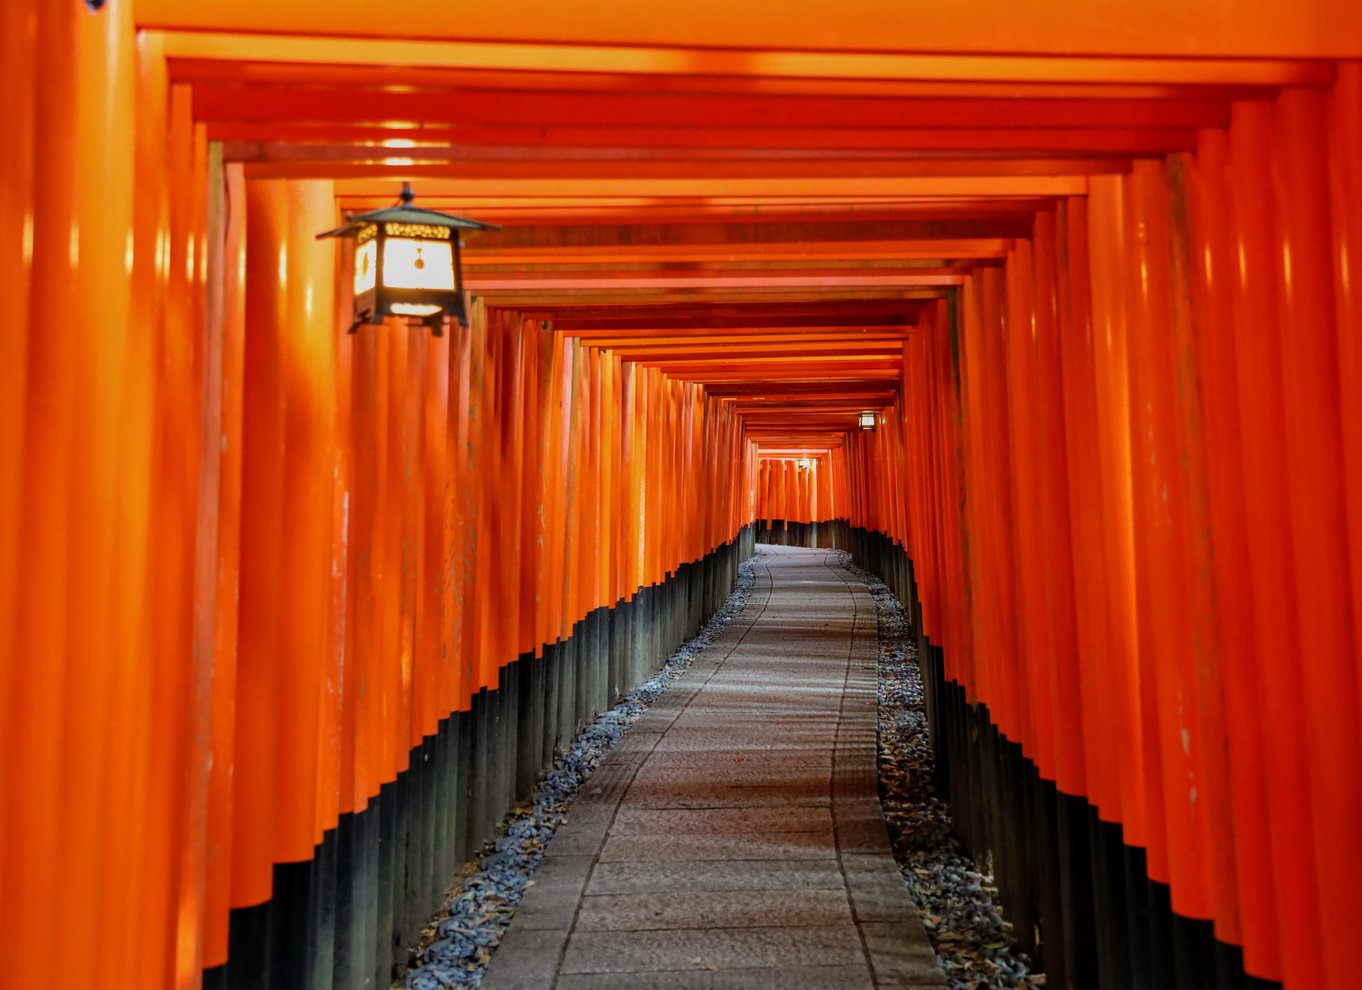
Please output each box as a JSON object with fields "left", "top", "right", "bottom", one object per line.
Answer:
{"left": 401, "top": 557, "right": 758, "bottom": 990}
{"left": 841, "top": 551, "right": 1046, "bottom": 990}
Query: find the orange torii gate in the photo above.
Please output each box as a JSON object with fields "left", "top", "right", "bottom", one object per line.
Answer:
{"left": 0, "top": 2, "right": 1359, "bottom": 989}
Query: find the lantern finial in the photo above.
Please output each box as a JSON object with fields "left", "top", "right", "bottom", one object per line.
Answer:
{"left": 399, "top": 182, "right": 415, "bottom": 206}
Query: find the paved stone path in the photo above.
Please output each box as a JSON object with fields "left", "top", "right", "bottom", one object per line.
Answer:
{"left": 482, "top": 545, "right": 947, "bottom": 990}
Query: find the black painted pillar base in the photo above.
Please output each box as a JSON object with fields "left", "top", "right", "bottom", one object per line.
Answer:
{"left": 846, "top": 526, "right": 1283, "bottom": 990}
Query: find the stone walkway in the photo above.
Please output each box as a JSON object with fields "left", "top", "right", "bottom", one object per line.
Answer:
{"left": 481, "top": 545, "right": 947, "bottom": 990}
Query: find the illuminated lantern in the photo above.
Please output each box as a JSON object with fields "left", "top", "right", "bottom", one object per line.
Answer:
{"left": 858, "top": 411, "right": 878, "bottom": 431}
{"left": 797, "top": 457, "right": 813, "bottom": 469}
{"left": 317, "top": 183, "right": 498, "bottom": 336}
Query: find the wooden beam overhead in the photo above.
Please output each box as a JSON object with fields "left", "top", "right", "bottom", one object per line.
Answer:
{"left": 140, "top": 8, "right": 1362, "bottom": 60}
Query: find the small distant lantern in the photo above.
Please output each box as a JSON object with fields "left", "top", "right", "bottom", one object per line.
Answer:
{"left": 317, "top": 183, "right": 499, "bottom": 336}
{"left": 859, "top": 411, "right": 878, "bottom": 431}
{"left": 797, "top": 457, "right": 813, "bottom": 470}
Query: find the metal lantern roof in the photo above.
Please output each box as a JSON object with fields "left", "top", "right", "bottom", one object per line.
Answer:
{"left": 316, "top": 183, "right": 501, "bottom": 240}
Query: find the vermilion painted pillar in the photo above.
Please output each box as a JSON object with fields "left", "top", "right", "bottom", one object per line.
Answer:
{"left": 1332, "top": 66, "right": 1362, "bottom": 744}
{"left": 1086, "top": 175, "right": 1146, "bottom": 848}
{"left": 1164, "top": 150, "right": 1234, "bottom": 933}
{"left": 204, "top": 161, "right": 248, "bottom": 974}
{"left": 1226, "top": 99, "right": 1323, "bottom": 990}
{"left": 1003, "top": 238, "right": 1048, "bottom": 772}
{"left": 1269, "top": 88, "right": 1361, "bottom": 990}
{"left": 0, "top": 3, "right": 37, "bottom": 951}
{"left": 4, "top": 0, "right": 83, "bottom": 980}
{"left": 1031, "top": 209, "right": 1085, "bottom": 797}
{"left": 233, "top": 178, "right": 290, "bottom": 916}
{"left": 1186, "top": 126, "right": 1279, "bottom": 975}
{"left": 1055, "top": 200, "right": 1112, "bottom": 812}
{"left": 120, "top": 30, "right": 171, "bottom": 990}
{"left": 276, "top": 179, "right": 340, "bottom": 862}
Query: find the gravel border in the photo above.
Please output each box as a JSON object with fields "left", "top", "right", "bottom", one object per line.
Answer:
{"left": 839, "top": 551, "right": 1046, "bottom": 990}
{"left": 399, "top": 554, "right": 760, "bottom": 989}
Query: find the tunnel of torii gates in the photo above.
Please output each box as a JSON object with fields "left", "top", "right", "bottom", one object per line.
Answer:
{"left": 1, "top": 1, "right": 1361, "bottom": 989}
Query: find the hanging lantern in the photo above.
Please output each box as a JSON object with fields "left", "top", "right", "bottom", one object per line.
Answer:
{"left": 859, "top": 411, "right": 878, "bottom": 431}
{"left": 797, "top": 457, "right": 813, "bottom": 470}
{"left": 317, "top": 183, "right": 499, "bottom": 336}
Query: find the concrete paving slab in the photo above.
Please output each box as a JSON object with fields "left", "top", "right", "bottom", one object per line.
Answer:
{"left": 840, "top": 854, "right": 924, "bottom": 925}
{"left": 555, "top": 965, "right": 875, "bottom": 990}
{"left": 545, "top": 825, "right": 612, "bottom": 858}
{"left": 610, "top": 805, "right": 833, "bottom": 834}
{"left": 836, "top": 816, "right": 894, "bottom": 854}
{"left": 600, "top": 830, "right": 838, "bottom": 862}
{"left": 600, "top": 728, "right": 666, "bottom": 758}
{"left": 629, "top": 764, "right": 833, "bottom": 788}
{"left": 620, "top": 780, "right": 833, "bottom": 809}
{"left": 649, "top": 732, "right": 840, "bottom": 751}
{"left": 636, "top": 749, "right": 832, "bottom": 769}
{"left": 861, "top": 921, "right": 952, "bottom": 987}
{"left": 574, "top": 887, "right": 854, "bottom": 931}
{"left": 586, "top": 859, "right": 846, "bottom": 895}
{"left": 574, "top": 761, "right": 638, "bottom": 805}
{"left": 480, "top": 545, "right": 945, "bottom": 990}
{"left": 478, "top": 928, "right": 568, "bottom": 990}
{"left": 510, "top": 855, "right": 595, "bottom": 931}
{"left": 560, "top": 925, "right": 868, "bottom": 974}
{"left": 846, "top": 877, "right": 923, "bottom": 926}
{"left": 558, "top": 804, "right": 615, "bottom": 829}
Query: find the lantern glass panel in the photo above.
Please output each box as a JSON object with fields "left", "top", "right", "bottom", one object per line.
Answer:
{"left": 382, "top": 237, "right": 455, "bottom": 291}
{"left": 390, "top": 302, "right": 443, "bottom": 317}
{"left": 354, "top": 239, "right": 377, "bottom": 295}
